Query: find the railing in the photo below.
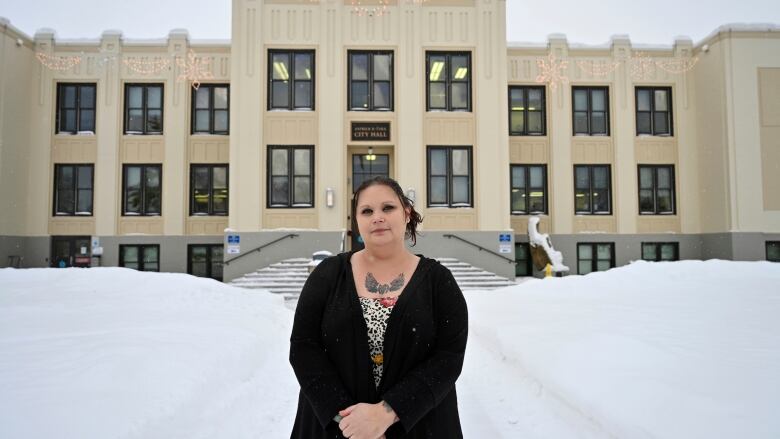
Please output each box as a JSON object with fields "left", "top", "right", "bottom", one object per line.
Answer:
{"left": 224, "top": 233, "right": 299, "bottom": 266}
{"left": 442, "top": 234, "right": 516, "bottom": 264}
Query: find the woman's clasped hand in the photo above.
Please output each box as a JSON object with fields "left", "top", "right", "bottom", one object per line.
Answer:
{"left": 337, "top": 401, "right": 398, "bottom": 439}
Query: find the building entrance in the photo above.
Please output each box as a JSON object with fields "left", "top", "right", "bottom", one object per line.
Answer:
{"left": 51, "top": 236, "right": 91, "bottom": 268}
{"left": 349, "top": 152, "right": 389, "bottom": 250}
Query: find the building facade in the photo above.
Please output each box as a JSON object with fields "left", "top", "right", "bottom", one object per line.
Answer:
{"left": 1, "top": 1, "right": 779, "bottom": 281}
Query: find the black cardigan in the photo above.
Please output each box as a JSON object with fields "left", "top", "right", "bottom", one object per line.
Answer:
{"left": 289, "top": 251, "right": 468, "bottom": 439}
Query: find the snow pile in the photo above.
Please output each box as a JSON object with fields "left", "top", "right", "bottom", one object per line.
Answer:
{"left": 2, "top": 260, "right": 780, "bottom": 438}
{"left": 527, "top": 216, "right": 569, "bottom": 272}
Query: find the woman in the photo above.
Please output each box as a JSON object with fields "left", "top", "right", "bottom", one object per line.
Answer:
{"left": 289, "top": 176, "right": 468, "bottom": 439}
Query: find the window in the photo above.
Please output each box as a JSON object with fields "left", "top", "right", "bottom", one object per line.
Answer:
{"left": 426, "top": 52, "right": 471, "bottom": 111}
{"left": 119, "top": 244, "right": 160, "bottom": 272}
{"left": 642, "top": 242, "right": 679, "bottom": 262}
{"left": 56, "top": 83, "right": 96, "bottom": 134}
{"left": 348, "top": 51, "right": 393, "bottom": 111}
{"left": 636, "top": 87, "right": 673, "bottom": 136}
{"left": 578, "top": 243, "right": 614, "bottom": 274}
{"left": 124, "top": 84, "right": 163, "bottom": 134}
{"left": 574, "top": 165, "right": 611, "bottom": 214}
{"left": 268, "top": 50, "right": 314, "bottom": 110}
{"left": 267, "top": 146, "right": 314, "bottom": 208}
{"left": 192, "top": 84, "right": 230, "bottom": 134}
{"left": 53, "top": 164, "right": 93, "bottom": 216}
{"left": 509, "top": 86, "right": 545, "bottom": 135}
{"left": 427, "top": 146, "right": 473, "bottom": 207}
{"left": 190, "top": 165, "right": 228, "bottom": 215}
{"left": 511, "top": 165, "right": 547, "bottom": 214}
{"left": 638, "top": 165, "right": 675, "bottom": 215}
{"left": 123, "top": 165, "right": 162, "bottom": 216}
{"left": 515, "top": 242, "right": 533, "bottom": 277}
{"left": 188, "top": 244, "right": 224, "bottom": 281}
{"left": 572, "top": 86, "right": 609, "bottom": 135}
{"left": 767, "top": 242, "right": 780, "bottom": 262}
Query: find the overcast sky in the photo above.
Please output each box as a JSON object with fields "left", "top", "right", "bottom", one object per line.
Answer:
{"left": 3, "top": 0, "right": 779, "bottom": 45}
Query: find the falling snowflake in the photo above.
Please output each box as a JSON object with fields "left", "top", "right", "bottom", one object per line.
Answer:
{"left": 176, "top": 50, "right": 214, "bottom": 90}
{"left": 535, "top": 54, "right": 569, "bottom": 90}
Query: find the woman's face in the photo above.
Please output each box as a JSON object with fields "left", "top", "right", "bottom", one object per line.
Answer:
{"left": 355, "top": 184, "right": 410, "bottom": 249}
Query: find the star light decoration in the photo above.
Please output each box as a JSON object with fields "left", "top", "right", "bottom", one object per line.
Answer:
{"left": 535, "top": 54, "right": 569, "bottom": 90}
{"left": 176, "top": 49, "right": 214, "bottom": 90}
{"left": 628, "top": 51, "right": 657, "bottom": 80}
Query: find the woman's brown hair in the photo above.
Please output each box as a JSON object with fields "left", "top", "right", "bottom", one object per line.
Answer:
{"left": 351, "top": 176, "right": 423, "bottom": 246}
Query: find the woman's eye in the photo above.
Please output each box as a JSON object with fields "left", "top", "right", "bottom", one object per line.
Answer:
{"left": 383, "top": 206, "right": 395, "bottom": 212}
{"left": 361, "top": 209, "right": 372, "bottom": 215}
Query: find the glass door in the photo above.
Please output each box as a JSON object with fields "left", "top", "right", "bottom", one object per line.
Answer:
{"left": 51, "top": 236, "right": 91, "bottom": 268}
{"left": 350, "top": 153, "right": 389, "bottom": 250}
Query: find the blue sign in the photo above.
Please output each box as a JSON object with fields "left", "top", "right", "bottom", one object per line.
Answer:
{"left": 227, "top": 234, "right": 240, "bottom": 244}
{"left": 499, "top": 233, "right": 512, "bottom": 243}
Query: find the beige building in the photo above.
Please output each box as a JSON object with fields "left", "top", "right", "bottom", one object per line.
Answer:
{"left": 1, "top": 1, "right": 779, "bottom": 281}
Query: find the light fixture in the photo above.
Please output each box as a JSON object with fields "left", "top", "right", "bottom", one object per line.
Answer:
{"left": 365, "top": 147, "right": 376, "bottom": 161}
{"left": 326, "top": 187, "right": 335, "bottom": 208}
{"left": 406, "top": 188, "right": 416, "bottom": 204}
{"left": 351, "top": 0, "right": 389, "bottom": 16}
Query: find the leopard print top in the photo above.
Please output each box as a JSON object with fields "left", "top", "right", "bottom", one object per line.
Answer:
{"left": 358, "top": 296, "right": 398, "bottom": 388}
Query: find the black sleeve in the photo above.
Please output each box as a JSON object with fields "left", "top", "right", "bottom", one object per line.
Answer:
{"left": 381, "top": 264, "right": 469, "bottom": 432}
{"left": 289, "top": 256, "right": 356, "bottom": 428}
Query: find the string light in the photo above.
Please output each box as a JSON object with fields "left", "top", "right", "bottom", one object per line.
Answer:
{"left": 535, "top": 54, "right": 569, "bottom": 90}
{"left": 351, "top": 0, "right": 389, "bottom": 17}
{"left": 628, "top": 51, "right": 656, "bottom": 80}
{"left": 176, "top": 49, "right": 214, "bottom": 90}
{"left": 35, "top": 52, "right": 81, "bottom": 71}
{"left": 124, "top": 57, "right": 171, "bottom": 75}
{"left": 575, "top": 59, "right": 621, "bottom": 77}
{"left": 656, "top": 56, "right": 699, "bottom": 74}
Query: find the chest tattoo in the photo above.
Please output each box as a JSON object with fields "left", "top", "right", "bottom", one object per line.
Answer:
{"left": 365, "top": 272, "right": 405, "bottom": 295}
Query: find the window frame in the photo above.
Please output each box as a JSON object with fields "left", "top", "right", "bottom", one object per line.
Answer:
{"left": 508, "top": 85, "right": 546, "bottom": 136}
{"left": 426, "top": 146, "right": 473, "bottom": 208}
{"left": 767, "top": 241, "right": 780, "bottom": 263}
{"left": 191, "top": 84, "right": 230, "bottom": 135}
{"left": 347, "top": 50, "right": 394, "bottom": 111}
{"left": 123, "top": 83, "right": 164, "bottom": 135}
{"left": 425, "top": 51, "right": 472, "bottom": 112}
{"left": 641, "top": 242, "right": 680, "bottom": 262}
{"left": 635, "top": 86, "right": 673, "bottom": 136}
{"left": 515, "top": 242, "right": 534, "bottom": 277}
{"left": 56, "top": 83, "right": 97, "bottom": 134}
{"left": 638, "top": 165, "right": 676, "bottom": 215}
{"left": 572, "top": 86, "right": 610, "bottom": 136}
{"left": 266, "top": 145, "right": 315, "bottom": 208}
{"left": 577, "top": 242, "right": 615, "bottom": 275}
{"left": 573, "top": 164, "right": 612, "bottom": 215}
{"left": 187, "top": 244, "right": 224, "bottom": 281}
{"left": 122, "top": 164, "right": 163, "bottom": 216}
{"left": 118, "top": 244, "right": 160, "bottom": 272}
{"left": 510, "top": 164, "right": 548, "bottom": 215}
{"left": 189, "top": 164, "right": 229, "bottom": 216}
{"left": 53, "top": 164, "right": 94, "bottom": 216}
{"left": 267, "top": 49, "right": 315, "bottom": 111}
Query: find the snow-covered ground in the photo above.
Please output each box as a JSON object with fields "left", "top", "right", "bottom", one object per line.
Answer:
{"left": 1, "top": 260, "right": 779, "bottom": 439}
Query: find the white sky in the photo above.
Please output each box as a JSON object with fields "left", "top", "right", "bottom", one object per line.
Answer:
{"left": 2, "top": 0, "right": 779, "bottom": 45}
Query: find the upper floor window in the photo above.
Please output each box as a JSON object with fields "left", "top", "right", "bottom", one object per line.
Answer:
{"left": 636, "top": 87, "right": 673, "bottom": 136}
{"left": 124, "top": 84, "right": 163, "bottom": 134}
{"left": 192, "top": 84, "right": 230, "bottom": 134}
{"left": 56, "top": 83, "right": 96, "bottom": 134}
{"left": 53, "top": 164, "right": 93, "bottom": 216}
{"left": 575, "top": 165, "right": 611, "bottom": 214}
{"left": 123, "top": 164, "right": 161, "bottom": 216}
{"left": 268, "top": 146, "right": 314, "bottom": 208}
{"left": 268, "top": 50, "right": 314, "bottom": 110}
{"left": 578, "top": 242, "right": 615, "bottom": 274}
{"left": 349, "top": 51, "right": 393, "bottom": 111}
{"left": 642, "top": 242, "right": 679, "bottom": 262}
{"left": 509, "top": 86, "right": 545, "bottom": 135}
{"left": 638, "top": 165, "right": 675, "bottom": 215}
{"left": 766, "top": 241, "right": 780, "bottom": 262}
{"left": 426, "top": 52, "right": 471, "bottom": 112}
{"left": 190, "top": 165, "right": 228, "bottom": 216}
{"left": 119, "top": 244, "right": 159, "bottom": 272}
{"left": 511, "top": 164, "right": 547, "bottom": 215}
{"left": 427, "top": 146, "right": 472, "bottom": 207}
{"left": 573, "top": 86, "right": 609, "bottom": 135}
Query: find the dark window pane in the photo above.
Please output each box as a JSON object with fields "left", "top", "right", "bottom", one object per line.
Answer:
{"left": 373, "top": 54, "right": 391, "bottom": 81}
{"left": 143, "top": 246, "right": 159, "bottom": 271}
{"left": 63, "top": 110, "right": 77, "bottom": 132}
{"left": 766, "top": 242, "right": 780, "bottom": 261}
{"left": 452, "top": 176, "right": 469, "bottom": 204}
{"left": 294, "top": 82, "right": 312, "bottom": 108}
{"left": 660, "top": 244, "right": 677, "bottom": 261}
{"left": 77, "top": 167, "right": 92, "bottom": 189}
{"left": 510, "top": 88, "right": 524, "bottom": 109}
{"left": 373, "top": 82, "right": 390, "bottom": 108}
{"left": 596, "top": 260, "right": 612, "bottom": 272}
{"left": 528, "top": 112, "right": 543, "bottom": 134}
{"left": 637, "top": 113, "right": 651, "bottom": 134}
{"left": 214, "top": 110, "right": 229, "bottom": 132}
{"left": 190, "top": 246, "right": 208, "bottom": 277}
{"left": 654, "top": 112, "right": 669, "bottom": 134}
{"left": 530, "top": 167, "right": 544, "bottom": 188}
{"left": 451, "top": 149, "right": 469, "bottom": 175}
{"left": 528, "top": 89, "right": 543, "bottom": 110}
{"left": 510, "top": 111, "right": 524, "bottom": 133}
{"left": 573, "top": 89, "right": 588, "bottom": 111}
{"left": 597, "top": 244, "right": 612, "bottom": 260}
{"left": 127, "top": 110, "right": 144, "bottom": 132}
{"left": 293, "top": 177, "right": 311, "bottom": 205}
{"left": 294, "top": 149, "right": 311, "bottom": 175}
{"left": 574, "top": 112, "right": 589, "bottom": 133}
{"left": 272, "top": 82, "right": 289, "bottom": 108}
{"left": 654, "top": 89, "right": 668, "bottom": 111}
{"left": 147, "top": 87, "right": 162, "bottom": 109}
{"left": 214, "top": 87, "right": 229, "bottom": 109}
{"left": 80, "top": 87, "right": 95, "bottom": 108}
{"left": 272, "top": 54, "right": 290, "bottom": 80}
{"left": 429, "top": 176, "right": 447, "bottom": 205}
{"left": 450, "top": 55, "right": 469, "bottom": 81}
{"left": 642, "top": 244, "right": 657, "bottom": 260}
{"left": 430, "top": 149, "right": 447, "bottom": 175}
{"left": 450, "top": 83, "right": 468, "bottom": 109}
{"left": 591, "top": 112, "right": 607, "bottom": 134}
{"left": 511, "top": 189, "right": 526, "bottom": 212}
{"left": 637, "top": 90, "right": 651, "bottom": 111}
{"left": 578, "top": 260, "right": 592, "bottom": 274}
{"left": 578, "top": 244, "right": 592, "bottom": 259}
{"left": 575, "top": 167, "right": 590, "bottom": 189}
{"left": 529, "top": 192, "right": 544, "bottom": 213}
{"left": 429, "top": 83, "right": 446, "bottom": 109}
{"left": 64, "top": 86, "right": 77, "bottom": 107}
{"left": 591, "top": 89, "right": 606, "bottom": 111}
{"left": 592, "top": 189, "right": 609, "bottom": 213}
{"left": 593, "top": 167, "right": 608, "bottom": 189}
{"left": 271, "top": 149, "right": 288, "bottom": 175}
{"left": 128, "top": 87, "right": 143, "bottom": 108}
{"left": 351, "top": 82, "right": 369, "bottom": 109}
{"left": 271, "top": 176, "right": 289, "bottom": 205}
{"left": 77, "top": 189, "right": 92, "bottom": 213}
{"left": 657, "top": 167, "right": 672, "bottom": 189}
{"left": 195, "top": 87, "right": 210, "bottom": 109}
{"left": 351, "top": 54, "right": 368, "bottom": 80}
{"left": 213, "top": 188, "right": 228, "bottom": 212}
{"left": 511, "top": 166, "right": 525, "bottom": 187}
{"left": 575, "top": 189, "right": 590, "bottom": 212}
{"left": 639, "top": 189, "right": 655, "bottom": 212}
{"left": 657, "top": 189, "right": 672, "bottom": 212}
{"left": 146, "top": 110, "right": 162, "bottom": 132}
{"left": 79, "top": 110, "right": 95, "bottom": 132}
{"left": 122, "top": 246, "right": 139, "bottom": 269}
{"left": 294, "top": 53, "right": 312, "bottom": 80}
{"left": 195, "top": 110, "right": 210, "bottom": 132}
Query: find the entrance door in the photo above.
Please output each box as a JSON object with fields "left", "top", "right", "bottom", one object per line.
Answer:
{"left": 350, "top": 153, "right": 389, "bottom": 250}
{"left": 51, "top": 236, "right": 91, "bottom": 268}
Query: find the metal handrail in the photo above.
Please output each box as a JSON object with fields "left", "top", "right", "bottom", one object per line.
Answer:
{"left": 442, "top": 234, "right": 516, "bottom": 264}
{"left": 224, "top": 233, "right": 299, "bottom": 266}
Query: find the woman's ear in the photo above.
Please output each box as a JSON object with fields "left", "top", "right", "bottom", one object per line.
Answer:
{"left": 405, "top": 207, "right": 411, "bottom": 223}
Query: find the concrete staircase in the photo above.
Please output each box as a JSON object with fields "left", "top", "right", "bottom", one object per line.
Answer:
{"left": 228, "top": 256, "right": 516, "bottom": 308}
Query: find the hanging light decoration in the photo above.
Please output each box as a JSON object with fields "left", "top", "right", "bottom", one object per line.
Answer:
{"left": 35, "top": 52, "right": 81, "bottom": 71}
{"left": 351, "top": 0, "right": 389, "bottom": 17}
